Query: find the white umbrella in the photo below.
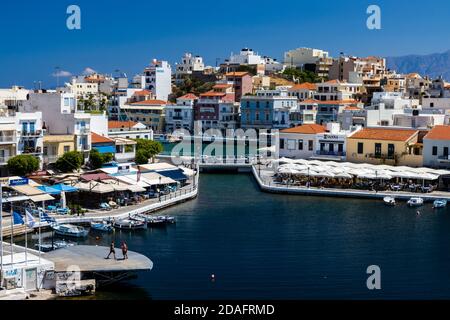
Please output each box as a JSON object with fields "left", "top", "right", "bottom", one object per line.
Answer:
{"left": 357, "top": 173, "right": 378, "bottom": 179}
{"left": 334, "top": 172, "right": 353, "bottom": 179}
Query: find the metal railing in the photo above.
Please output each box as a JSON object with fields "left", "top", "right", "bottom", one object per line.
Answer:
{"left": 0, "top": 135, "right": 15, "bottom": 143}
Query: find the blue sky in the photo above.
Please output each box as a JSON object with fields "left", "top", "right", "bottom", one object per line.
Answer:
{"left": 1, "top": 0, "right": 449, "bottom": 88}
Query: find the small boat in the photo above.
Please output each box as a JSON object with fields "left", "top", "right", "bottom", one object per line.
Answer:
{"left": 53, "top": 224, "right": 89, "bottom": 238}
{"left": 36, "top": 240, "right": 75, "bottom": 252}
{"left": 383, "top": 196, "right": 396, "bottom": 206}
{"left": 90, "top": 221, "right": 114, "bottom": 232}
{"left": 407, "top": 197, "right": 424, "bottom": 207}
{"left": 113, "top": 218, "right": 147, "bottom": 230}
{"left": 433, "top": 199, "right": 447, "bottom": 208}
{"left": 156, "top": 215, "right": 176, "bottom": 224}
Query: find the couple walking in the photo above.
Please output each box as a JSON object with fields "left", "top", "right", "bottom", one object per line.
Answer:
{"left": 106, "top": 241, "right": 128, "bottom": 260}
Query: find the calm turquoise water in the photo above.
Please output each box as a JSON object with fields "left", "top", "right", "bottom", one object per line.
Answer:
{"left": 31, "top": 174, "right": 450, "bottom": 299}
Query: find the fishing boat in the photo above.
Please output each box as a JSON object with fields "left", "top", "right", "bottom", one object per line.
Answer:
{"left": 113, "top": 218, "right": 147, "bottom": 230}
{"left": 433, "top": 199, "right": 447, "bottom": 208}
{"left": 90, "top": 221, "right": 114, "bottom": 232}
{"left": 132, "top": 214, "right": 165, "bottom": 226}
{"left": 383, "top": 196, "right": 396, "bottom": 206}
{"left": 407, "top": 197, "right": 424, "bottom": 207}
{"left": 53, "top": 224, "right": 89, "bottom": 238}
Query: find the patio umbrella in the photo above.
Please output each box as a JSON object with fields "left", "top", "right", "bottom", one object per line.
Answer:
{"left": 52, "top": 183, "right": 78, "bottom": 193}
{"left": 37, "top": 185, "right": 61, "bottom": 195}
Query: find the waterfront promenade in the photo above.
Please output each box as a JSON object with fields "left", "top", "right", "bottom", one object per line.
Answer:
{"left": 253, "top": 164, "right": 450, "bottom": 201}
{"left": 48, "top": 182, "right": 198, "bottom": 225}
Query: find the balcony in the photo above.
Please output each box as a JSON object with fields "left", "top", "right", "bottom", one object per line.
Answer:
{"left": 77, "top": 128, "right": 90, "bottom": 135}
{"left": 43, "top": 155, "right": 59, "bottom": 164}
{"left": 317, "top": 150, "right": 346, "bottom": 157}
{"left": 21, "top": 130, "right": 42, "bottom": 137}
{"left": 438, "top": 155, "right": 450, "bottom": 163}
{"left": 22, "top": 146, "right": 42, "bottom": 155}
{"left": 0, "top": 135, "right": 16, "bottom": 144}
{"left": 0, "top": 156, "right": 12, "bottom": 165}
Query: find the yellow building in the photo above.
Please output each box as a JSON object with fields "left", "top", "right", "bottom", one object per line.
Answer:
{"left": 43, "top": 134, "right": 76, "bottom": 166}
{"left": 346, "top": 127, "right": 423, "bottom": 167}
{"left": 121, "top": 99, "right": 166, "bottom": 132}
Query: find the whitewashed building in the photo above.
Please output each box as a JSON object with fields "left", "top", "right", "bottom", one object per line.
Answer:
{"left": 165, "top": 94, "right": 197, "bottom": 133}
{"left": 143, "top": 59, "right": 172, "bottom": 101}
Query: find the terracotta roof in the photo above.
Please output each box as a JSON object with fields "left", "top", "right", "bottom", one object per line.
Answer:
{"left": 225, "top": 71, "right": 249, "bottom": 77}
{"left": 322, "top": 79, "right": 345, "bottom": 85}
{"left": 91, "top": 132, "right": 114, "bottom": 144}
{"left": 213, "top": 83, "right": 233, "bottom": 89}
{"left": 289, "top": 82, "right": 317, "bottom": 91}
{"left": 349, "top": 128, "right": 418, "bottom": 141}
{"left": 300, "top": 99, "right": 321, "bottom": 104}
{"left": 200, "top": 91, "right": 226, "bottom": 97}
{"left": 108, "top": 120, "right": 138, "bottom": 129}
{"left": 133, "top": 90, "right": 152, "bottom": 96}
{"left": 178, "top": 93, "right": 198, "bottom": 100}
{"left": 317, "top": 100, "right": 359, "bottom": 105}
{"left": 424, "top": 125, "right": 450, "bottom": 140}
{"left": 344, "top": 105, "right": 362, "bottom": 111}
{"left": 130, "top": 99, "right": 167, "bottom": 105}
{"left": 281, "top": 124, "right": 327, "bottom": 135}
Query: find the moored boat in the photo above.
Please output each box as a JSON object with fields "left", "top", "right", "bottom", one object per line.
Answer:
{"left": 407, "top": 197, "right": 424, "bottom": 207}
{"left": 90, "top": 221, "right": 114, "bottom": 232}
{"left": 36, "top": 240, "right": 75, "bottom": 252}
{"left": 433, "top": 199, "right": 447, "bottom": 208}
{"left": 156, "top": 215, "right": 176, "bottom": 224}
{"left": 383, "top": 196, "right": 396, "bottom": 206}
{"left": 113, "top": 218, "right": 147, "bottom": 230}
{"left": 53, "top": 224, "right": 89, "bottom": 238}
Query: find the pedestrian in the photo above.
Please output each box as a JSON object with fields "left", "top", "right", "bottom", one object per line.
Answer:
{"left": 121, "top": 241, "right": 128, "bottom": 260}
{"left": 106, "top": 241, "right": 116, "bottom": 260}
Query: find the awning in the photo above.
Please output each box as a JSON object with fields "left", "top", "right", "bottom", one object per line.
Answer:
{"left": 157, "top": 169, "right": 188, "bottom": 181}
{"left": 126, "top": 185, "right": 146, "bottom": 193}
{"left": 74, "top": 182, "right": 115, "bottom": 194}
{"left": 30, "top": 194, "right": 55, "bottom": 202}
{"left": 10, "top": 185, "right": 43, "bottom": 196}
{"left": 140, "top": 172, "right": 176, "bottom": 185}
{"left": 52, "top": 184, "right": 79, "bottom": 193}
{"left": 94, "top": 145, "right": 116, "bottom": 154}
{"left": 37, "top": 185, "right": 61, "bottom": 195}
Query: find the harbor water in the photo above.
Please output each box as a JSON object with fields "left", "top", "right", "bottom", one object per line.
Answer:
{"left": 26, "top": 173, "right": 450, "bottom": 299}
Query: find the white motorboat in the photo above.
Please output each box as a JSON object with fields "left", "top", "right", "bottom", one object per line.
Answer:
{"left": 383, "top": 196, "right": 396, "bottom": 206}
{"left": 113, "top": 218, "right": 147, "bottom": 230}
{"left": 53, "top": 224, "right": 88, "bottom": 238}
{"left": 433, "top": 199, "right": 447, "bottom": 209}
{"left": 407, "top": 197, "right": 424, "bottom": 207}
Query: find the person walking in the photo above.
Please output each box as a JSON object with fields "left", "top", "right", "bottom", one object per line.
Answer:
{"left": 106, "top": 241, "right": 116, "bottom": 260}
{"left": 121, "top": 241, "right": 128, "bottom": 260}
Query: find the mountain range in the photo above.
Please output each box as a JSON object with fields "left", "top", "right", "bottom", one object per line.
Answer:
{"left": 386, "top": 50, "right": 450, "bottom": 80}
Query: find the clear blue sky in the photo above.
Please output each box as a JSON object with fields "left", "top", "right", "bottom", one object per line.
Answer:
{"left": 1, "top": 0, "right": 449, "bottom": 88}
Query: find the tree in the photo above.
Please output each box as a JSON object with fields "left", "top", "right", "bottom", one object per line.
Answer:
{"left": 55, "top": 151, "right": 84, "bottom": 172}
{"left": 135, "top": 149, "right": 149, "bottom": 165}
{"left": 7, "top": 155, "right": 40, "bottom": 176}
{"left": 135, "top": 139, "right": 163, "bottom": 163}
{"left": 282, "top": 68, "right": 322, "bottom": 83}
{"left": 171, "top": 76, "right": 215, "bottom": 102}
{"left": 89, "top": 149, "right": 114, "bottom": 169}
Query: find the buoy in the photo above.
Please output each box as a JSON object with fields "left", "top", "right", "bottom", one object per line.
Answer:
{"left": 417, "top": 211, "right": 420, "bottom": 215}
{"left": 211, "top": 274, "right": 215, "bottom": 281}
